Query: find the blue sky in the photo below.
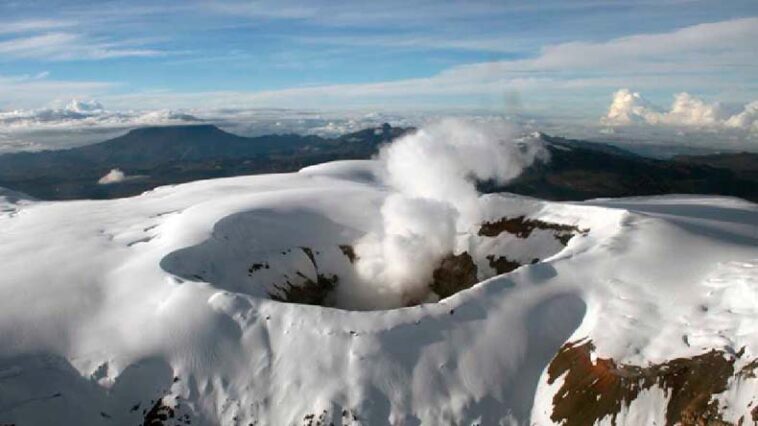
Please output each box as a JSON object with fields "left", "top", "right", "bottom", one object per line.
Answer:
{"left": 0, "top": 0, "right": 757, "bottom": 123}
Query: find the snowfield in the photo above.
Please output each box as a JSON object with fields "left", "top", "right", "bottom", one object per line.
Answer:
{"left": 0, "top": 160, "right": 757, "bottom": 425}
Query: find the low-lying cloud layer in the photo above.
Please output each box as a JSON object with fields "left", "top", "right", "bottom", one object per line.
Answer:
{"left": 1, "top": 90, "right": 757, "bottom": 157}
{"left": 0, "top": 98, "right": 481, "bottom": 153}
{"left": 0, "top": 99, "right": 202, "bottom": 153}
{"left": 0, "top": 99, "right": 199, "bottom": 130}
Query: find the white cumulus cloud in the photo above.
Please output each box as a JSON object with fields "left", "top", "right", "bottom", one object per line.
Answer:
{"left": 725, "top": 101, "right": 758, "bottom": 133}
{"left": 602, "top": 89, "right": 758, "bottom": 132}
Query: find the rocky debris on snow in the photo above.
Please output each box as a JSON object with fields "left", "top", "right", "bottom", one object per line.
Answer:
{"left": 479, "top": 215, "right": 588, "bottom": 246}
{"left": 547, "top": 339, "right": 754, "bottom": 426}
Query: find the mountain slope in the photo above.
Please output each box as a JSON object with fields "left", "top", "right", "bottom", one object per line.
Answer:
{"left": 0, "top": 124, "right": 409, "bottom": 199}
{"left": 0, "top": 161, "right": 756, "bottom": 425}
{"left": 1, "top": 126, "right": 755, "bottom": 203}
{"left": 674, "top": 151, "right": 758, "bottom": 179}
{"left": 499, "top": 134, "right": 758, "bottom": 202}
{"left": 74, "top": 124, "right": 320, "bottom": 166}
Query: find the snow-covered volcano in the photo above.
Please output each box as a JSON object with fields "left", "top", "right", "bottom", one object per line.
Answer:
{"left": 159, "top": 162, "right": 586, "bottom": 311}
{"left": 0, "top": 157, "right": 756, "bottom": 425}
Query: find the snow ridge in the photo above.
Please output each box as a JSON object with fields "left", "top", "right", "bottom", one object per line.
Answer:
{"left": 0, "top": 162, "right": 756, "bottom": 424}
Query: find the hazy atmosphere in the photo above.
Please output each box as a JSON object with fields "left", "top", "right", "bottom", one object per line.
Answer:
{"left": 1, "top": 2, "right": 757, "bottom": 425}
{"left": 1, "top": 0, "right": 757, "bottom": 152}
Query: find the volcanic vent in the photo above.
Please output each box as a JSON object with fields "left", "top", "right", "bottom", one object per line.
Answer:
{"left": 160, "top": 206, "right": 587, "bottom": 311}
{"left": 162, "top": 119, "right": 575, "bottom": 310}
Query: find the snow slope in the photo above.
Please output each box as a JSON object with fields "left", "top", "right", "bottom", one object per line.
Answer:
{"left": 0, "top": 160, "right": 756, "bottom": 425}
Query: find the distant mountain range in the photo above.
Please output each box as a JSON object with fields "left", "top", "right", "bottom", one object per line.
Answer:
{"left": 0, "top": 124, "right": 756, "bottom": 202}
{"left": 497, "top": 134, "right": 758, "bottom": 202}
{"left": 0, "top": 124, "right": 408, "bottom": 199}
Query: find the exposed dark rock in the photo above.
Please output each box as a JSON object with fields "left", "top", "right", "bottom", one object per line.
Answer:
{"left": 547, "top": 339, "right": 746, "bottom": 426}
{"left": 269, "top": 273, "right": 339, "bottom": 306}
{"left": 485, "top": 255, "right": 521, "bottom": 274}
{"left": 338, "top": 245, "right": 357, "bottom": 264}
{"left": 738, "top": 357, "right": 758, "bottom": 379}
{"left": 300, "top": 247, "right": 317, "bottom": 267}
{"left": 266, "top": 245, "right": 339, "bottom": 305}
{"left": 301, "top": 409, "right": 330, "bottom": 426}
{"left": 429, "top": 252, "right": 478, "bottom": 300}
{"left": 479, "top": 216, "right": 587, "bottom": 246}
{"left": 142, "top": 397, "right": 175, "bottom": 426}
{"left": 247, "top": 262, "right": 269, "bottom": 275}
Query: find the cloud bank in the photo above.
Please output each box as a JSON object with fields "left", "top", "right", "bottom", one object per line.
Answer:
{"left": 0, "top": 99, "right": 480, "bottom": 153}
{"left": 0, "top": 99, "right": 200, "bottom": 130}
{"left": 603, "top": 89, "right": 758, "bottom": 133}
{"left": 0, "top": 98, "right": 204, "bottom": 153}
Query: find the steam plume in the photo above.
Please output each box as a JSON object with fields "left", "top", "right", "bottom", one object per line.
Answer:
{"left": 350, "top": 119, "right": 548, "bottom": 308}
{"left": 98, "top": 168, "right": 127, "bottom": 185}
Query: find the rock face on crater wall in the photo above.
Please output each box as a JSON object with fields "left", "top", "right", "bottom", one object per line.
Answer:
{"left": 239, "top": 214, "right": 587, "bottom": 308}
{"left": 429, "top": 252, "right": 479, "bottom": 300}
{"left": 478, "top": 215, "right": 588, "bottom": 246}
{"left": 547, "top": 339, "right": 757, "bottom": 426}
{"left": 267, "top": 247, "right": 340, "bottom": 306}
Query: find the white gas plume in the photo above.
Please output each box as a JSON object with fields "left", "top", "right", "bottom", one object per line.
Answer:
{"left": 97, "top": 168, "right": 127, "bottom": 184}
{"left": 352, "top": 118, "right": 548, "bottom": 306}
